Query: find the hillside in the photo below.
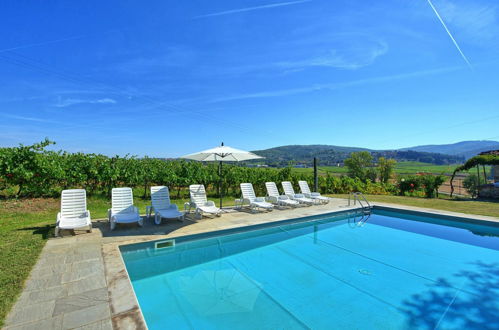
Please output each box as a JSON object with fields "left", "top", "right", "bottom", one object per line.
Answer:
{"left": 251, "top": 145, "right": 463, "bottom": 166}
{"left": 401, "top": 140, "right": 499, "bottom": 159}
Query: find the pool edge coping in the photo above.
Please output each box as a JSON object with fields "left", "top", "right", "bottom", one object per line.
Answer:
{"left": 105, "top": 202, "right": 499, "bottom": 329}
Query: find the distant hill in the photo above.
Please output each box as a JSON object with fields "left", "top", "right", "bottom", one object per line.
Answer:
{"left": 401, "top": 140, "right": 499, "bottom": 159}
{"left": 251, "top": 145, "right": 464, "bottom": 167}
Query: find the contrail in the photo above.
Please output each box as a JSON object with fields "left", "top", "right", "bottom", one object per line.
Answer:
{"left": 195, "top": 0, "right": 311, "bottom": 18}
{"left": 426, "top": 0, "right": 473, "bottom": 70}
{"left": 0, "top": 35, "right": 86, "bottom": 54}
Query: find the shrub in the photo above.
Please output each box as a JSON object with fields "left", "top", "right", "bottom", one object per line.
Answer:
{"left": 398, "top": 175, "right": 421, "bottom": 196}
{"left": 419, "top": 173, "right": 446, "bottom": 198}
{"left": 462, "top": 174, "right": 484, "bottom": 199}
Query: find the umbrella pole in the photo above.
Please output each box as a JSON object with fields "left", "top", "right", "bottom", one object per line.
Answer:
{"left": 219, "top": 161, "right": 223, "bottom": 209}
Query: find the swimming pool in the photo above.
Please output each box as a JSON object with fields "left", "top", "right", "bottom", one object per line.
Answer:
{"left": 120, "top": 208, "right": 499, "bottom": 329}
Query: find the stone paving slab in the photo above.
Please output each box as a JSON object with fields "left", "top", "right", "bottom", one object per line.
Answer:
{"left": 5, "top": 198, "right": 498, "bottom": 329}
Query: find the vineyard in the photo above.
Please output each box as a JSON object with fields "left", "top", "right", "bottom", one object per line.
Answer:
{"left": 0, "top": 139, "right": 398, "bottom": 199}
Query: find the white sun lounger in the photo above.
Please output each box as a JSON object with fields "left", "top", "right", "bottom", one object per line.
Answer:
{"left": 265, "top": 182, "right": 299, "bottom": 207}
{"left": 186, "top": 184, "right": 221, "bottom": 218}
{"left": 108, "top": 187, "right": 143, "bottom": 230}
{"left": 281, "top": 181, "right": 315, "bottom": 205}
{"left": 298, "top": 181, "right": 330, "bottom": 204}
{"left": 148, "top": 186, "right": 184, "bottom": 224}
{"left": 55, "top": 189, "right": 92, "bottom": 237}
{"left": 240, "top": 183, "right": 273, "bottom": 212}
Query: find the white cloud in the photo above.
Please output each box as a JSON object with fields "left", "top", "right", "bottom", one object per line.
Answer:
{"left": 0, "top": 114, "right": 59, "bottom": 124}
{"left": 55, "top": 97, "right": 117, "bottom": 108}
{"left": 436, "top": 0, "right": 499, "bottom": 43}
{"left": 209, "top": 65, "right": 463, "bottom": 103}
{"left": 194, "top": 0, "right": 311, "bottom": 19}
{"left": 276, "top": 41, "right": 388, "bottom": 70}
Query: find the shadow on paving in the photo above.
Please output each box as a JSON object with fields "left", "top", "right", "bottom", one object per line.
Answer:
{"left": 402, "top": 261, "right": 499, "bottom": 329}
{"left": 95, "top": 215, "right": 211, "bottom": 238}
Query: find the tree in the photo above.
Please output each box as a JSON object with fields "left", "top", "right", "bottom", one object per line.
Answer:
{"left": 344, "top": 151, "right": 373, "bottom": 182}
{"left": 378, "top": 157, "right": 396, "bottom": 183}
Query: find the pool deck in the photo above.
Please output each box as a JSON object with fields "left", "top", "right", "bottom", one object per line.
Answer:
{"left": 4, "top": 199, "right": 499, "bottom": 329}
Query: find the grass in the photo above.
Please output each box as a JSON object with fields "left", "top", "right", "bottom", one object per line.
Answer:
{"left": 331, "top": 194, "right": 499, "bottom": 218}
{"left": 0, "top": 199, "right": 57, "bottom": 326}
{"left": 291, "top": 161, "right": 484, "bottom": 176}
{"left": 1, "top": 192, "right": 498, "bottom": 326}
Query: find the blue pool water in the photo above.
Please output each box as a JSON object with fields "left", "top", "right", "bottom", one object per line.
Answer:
{"left": 121, "top": 208, "right": 499, "bottom": 329}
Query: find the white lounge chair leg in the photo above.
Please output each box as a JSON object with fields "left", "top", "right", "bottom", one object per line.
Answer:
{"left": 110, "top": 219, "right": 116, "bottom": 231}
{"left": 55, "top": 226, "right": 60, "bottom": 237}
{"left": 154, "top": 214, "right": 161, "bottom": 225}
{"left": 138, "top": 218, "right": 144, "bottom": 227}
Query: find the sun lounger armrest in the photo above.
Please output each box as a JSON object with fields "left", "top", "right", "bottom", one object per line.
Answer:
{"left": 169, "top": 204, "right": 179, "bottom": 211}
{"left": 294, "top": 193, "right": 305, "bottom": 198}
{"left": 56, "top": 212, "right": 61, "bottom": 224}
{"left": 85, "top": 210, "right": 91, "bottom": 220}
{"left": 107, "top": 209, "right": 112, "bottom": 221}
{"left": 311, "top": 192, "right": 321, "bottom": 197}
{"left": 255, "top": 197, "right": 265, "bottom": 202}
{"left": 205, "top": 200, "right": 216, "bottom": 207}
{"left": 303, "top": 192, "right": 312, "bottom": 198}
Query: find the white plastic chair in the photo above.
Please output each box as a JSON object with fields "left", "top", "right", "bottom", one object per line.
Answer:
{"left": 240, "top": 183, "right": 273, "bottom": 212}
{"left": 108, "top": 187, "right": 143, "bottom": 230}
{"left": 281, "top": 181, "right": 315, "bottom": 205}
{"left": 55, "top": 189, "right": 92, "bottom": 237}
{"left": 186, "top": 184, "right": 221, "bottom": 218}
{"left": 298, "top": 181, "right": 330, "bottom": 204}
{"left": 147, "top": 186, "right": 184, "bottom": 224}
{"left": 265, "top": 182, "right": 299, "bottom": 207}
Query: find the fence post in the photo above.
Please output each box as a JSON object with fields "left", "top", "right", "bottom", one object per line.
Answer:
{"left": 314, "top": 157, "right": 318, "bottom": 192}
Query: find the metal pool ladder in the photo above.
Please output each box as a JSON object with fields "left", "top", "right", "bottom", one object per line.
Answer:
{"left": 348, "top": 192, "right": 372, "bottom": 214}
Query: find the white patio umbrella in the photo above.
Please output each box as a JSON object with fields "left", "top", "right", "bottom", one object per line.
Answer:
{"left": 180, "top": 143, "right": 263, "bottom": 208}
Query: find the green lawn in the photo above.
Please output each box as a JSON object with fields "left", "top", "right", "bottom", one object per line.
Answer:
{"left": 331, "top": 194, "right": 499, "bottom": 218}
{"left": 1, "top": 193, "right": 498, "bottom": 326}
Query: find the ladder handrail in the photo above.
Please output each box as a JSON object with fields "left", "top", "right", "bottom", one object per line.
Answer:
{"left": 348, "top": 192, "right": 372, "bottom": 214}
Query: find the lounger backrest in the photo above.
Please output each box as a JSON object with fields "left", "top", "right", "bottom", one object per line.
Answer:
{"left": 151, "top": 186, "right": 171, "bottom": 210}
{"left": 240, "top": 183, "right": 257, "bottom": 202}
{"left": 265, "top": 182, "right": 280, "bottom": 197}
{"left": 281, "top": 181, "right": 296, "bottom": 196}
{"left": 189, "top": 184, "right": 208, "bottom": 206}
{"left": 60, "top": 189, "right": 87, "bottom": 218}
{"left": 299, "top": 181, "right": 312, "bottom": 194}
{"left": 112, "top": 187, "right": 134, "bottom": 213}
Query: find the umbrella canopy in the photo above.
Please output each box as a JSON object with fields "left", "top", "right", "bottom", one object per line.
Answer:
{"left": 181, "top": 145, "right": 263, "bottom": 162}
{"left": 180, "top": 143, "right": 264, "bottom": 209}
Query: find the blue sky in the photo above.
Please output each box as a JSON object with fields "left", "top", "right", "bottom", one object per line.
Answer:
{"left": 0, "top": 0, "right": 498, "bottom": 157}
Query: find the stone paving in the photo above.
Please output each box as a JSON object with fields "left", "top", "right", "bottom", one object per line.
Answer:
{"left": 4, "top": 198, "right": 499, "bottom": 329}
